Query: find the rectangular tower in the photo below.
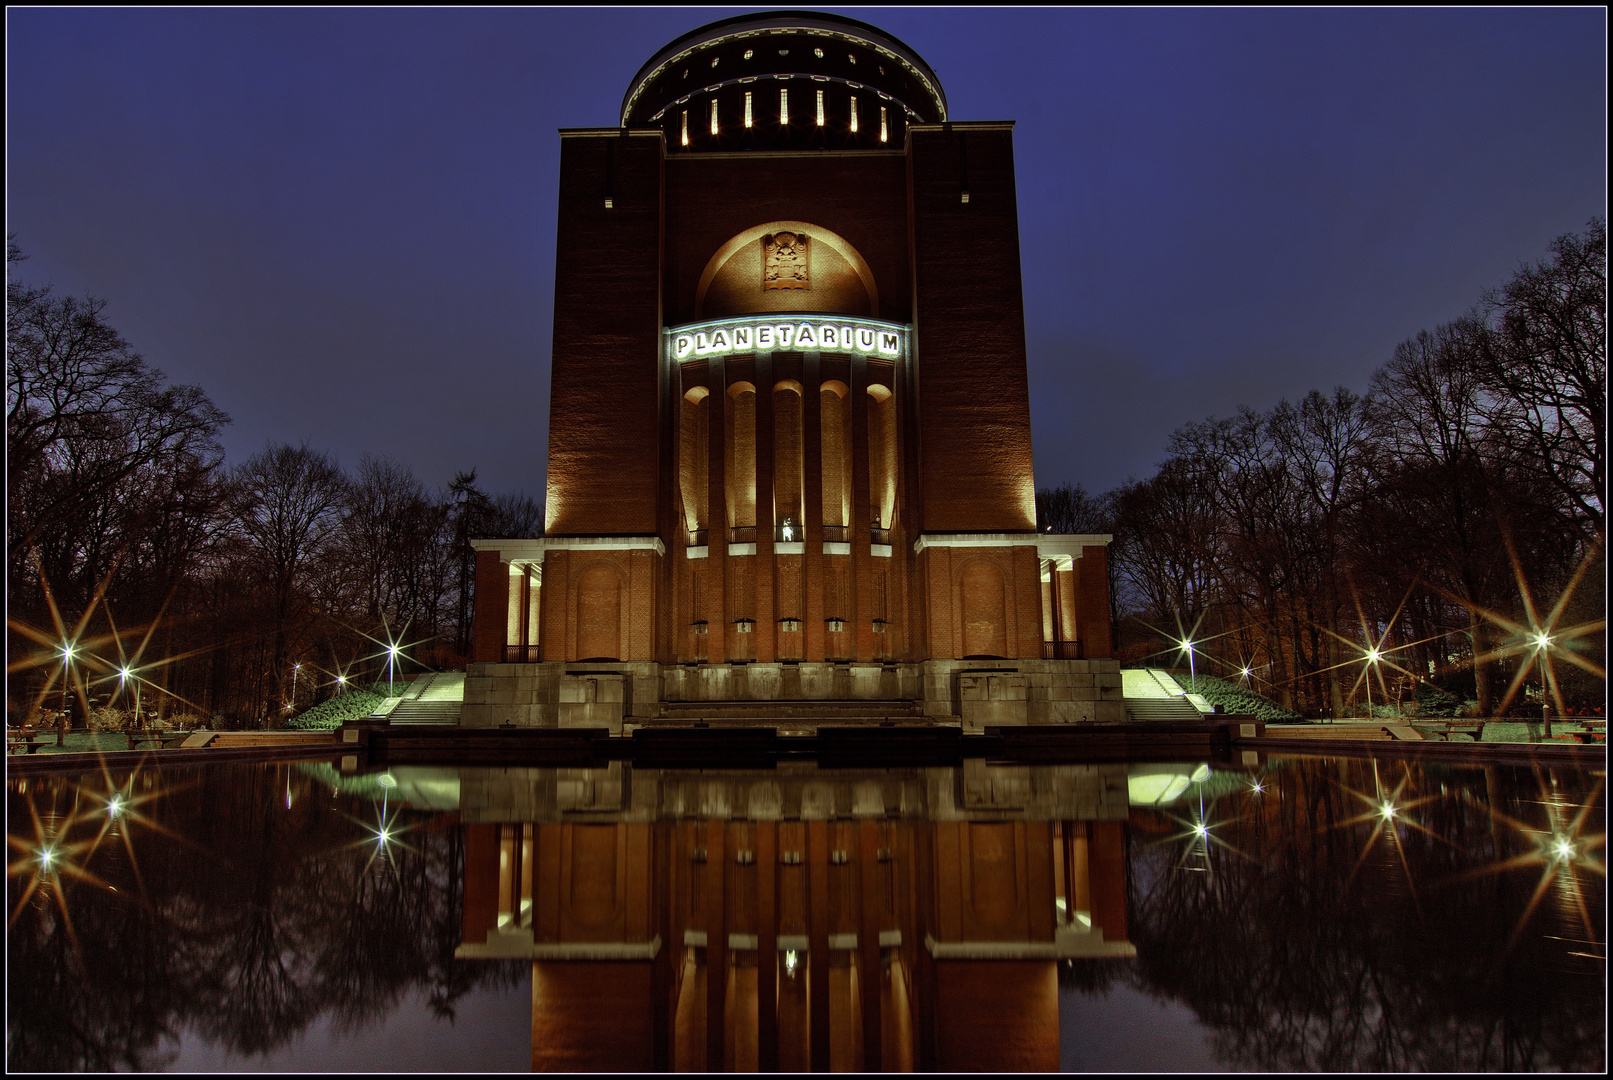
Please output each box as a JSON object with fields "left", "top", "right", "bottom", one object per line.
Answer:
{"left": 466, "top": 12, "right": 1121, "bottom": 730}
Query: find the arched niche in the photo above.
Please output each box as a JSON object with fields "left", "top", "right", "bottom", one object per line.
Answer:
{"left": 773, "top": 381, "right": 805, "bottom": 532}
{"left": 726, "top": 381, "right": 757, "bottom": 531}
{"left": 867, "top": 383, "right": 896, "bottom": 531}
{"left": 820, "top": 380, "right": 851, "bottom": 529}
{"left": 696, "top": 221, "right": 878, "bottom": 319}
{"left": 679, "top": 387, "right": 710, "bottom": 540}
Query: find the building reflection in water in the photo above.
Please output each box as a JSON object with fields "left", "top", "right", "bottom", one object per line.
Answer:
{"left": 452, "top": 761, "right": 1151, "bottom": 1072}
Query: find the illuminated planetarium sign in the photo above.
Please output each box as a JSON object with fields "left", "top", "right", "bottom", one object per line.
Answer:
{"left": 666, "top": 315, "right": 908, "bottom": 362}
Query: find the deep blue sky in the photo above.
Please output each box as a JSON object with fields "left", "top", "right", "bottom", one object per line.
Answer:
{"left": 8, "top": 7, "right": 1606, "bottom": 504}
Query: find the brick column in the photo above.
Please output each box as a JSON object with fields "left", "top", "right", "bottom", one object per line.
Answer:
{"left": 707, "top": 355, "right": 728, "bottom": 663}
{"left": 755, "top": 351, "right": 776, "bottom": 662}
{"left": 540, "top": 548, "right": 570, "bottom": 661}
{"left": 850, "top": 353, "right": 874, "bottom": 661}
{"left": 1077, "top": 547, "right": 1112, "bottom": 659}
{"left": 472, "top": 549, "right": 509, "bottom": 663}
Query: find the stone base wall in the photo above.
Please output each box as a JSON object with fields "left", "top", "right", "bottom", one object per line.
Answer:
{"left": 922, "top": 658, "right": 1126, "bottom": 731}
{"left": 661, "top": 662, "right": 924, "bottom": 703}
{"left": 462, "top": 657, "right": 1124, "bottom": 731}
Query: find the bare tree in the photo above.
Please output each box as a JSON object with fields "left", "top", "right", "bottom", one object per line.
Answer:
{"left": 6, "top": 240, "right": 228, "bottom": 573}
{"left": 234, "top": 443, "right": 347, "bottom": 720}
{"left": 1477, "top": 218, "right": 1606, "bottom": 546}
{"left": 488, "top": 491, "right": 545, "bottom": 539}
{"left": 1270, "top": 388, "right": 1377, "bottom": 715}
{"left": 1368, "top": 320, "right": 1509, "bottom": 715}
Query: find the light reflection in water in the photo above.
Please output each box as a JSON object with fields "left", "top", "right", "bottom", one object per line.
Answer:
{"left": 5, "top": 754, "right": 1604, "bottom": 1073}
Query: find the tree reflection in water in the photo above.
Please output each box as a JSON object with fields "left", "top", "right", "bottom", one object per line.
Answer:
{"left": 6, "top": 764, "right": 523, "bottom": 1072}
{"left": 1106, "top": 757, "right": 1604, "bottom": 1072}
{"left": 5, "top": 755, "right": 1603, "bottom": 1072}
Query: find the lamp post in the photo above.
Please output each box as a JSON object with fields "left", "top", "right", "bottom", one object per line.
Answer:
{"left": 118, "top": 666, "right": 141, "bottom": 727}
{"left": 57, "top": 643, "right": 75, "bottom": 740}
{"left": 1364, "top": 649, "right": 1379, "bottom": 717}
{"left": 1536, "top": 634, "right": 1552, "bottom": 740}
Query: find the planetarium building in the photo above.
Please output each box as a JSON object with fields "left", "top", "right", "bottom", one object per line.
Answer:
{"left": 466, "top": 12, "right": 1120, "bottom": 730}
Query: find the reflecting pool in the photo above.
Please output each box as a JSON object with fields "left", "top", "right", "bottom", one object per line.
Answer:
{"left": 7, "top": 755, "right": 1604, "bottom": 1071}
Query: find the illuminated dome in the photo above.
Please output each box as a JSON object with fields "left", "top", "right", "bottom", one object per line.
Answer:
{"left": 622, "top": 11, "right": 946, "bottom": 152}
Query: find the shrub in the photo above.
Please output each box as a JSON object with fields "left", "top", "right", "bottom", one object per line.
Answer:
{"left": 286, "top": 683, "right": 389, "bottom": 731}
{"left": 1166, "top": 672, "right": 1303, "bottom": 722}
{"left": 1414, "top": 680, "right": 1461, "bottom": 718}
{"left": 87, "top": 706, "right": 130, "bottom": 732}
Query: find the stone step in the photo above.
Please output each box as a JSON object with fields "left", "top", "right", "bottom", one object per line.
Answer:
{"left": 418, "top": 672, "right": 466, "bottom": 702}
{"left": 388, "top": 700, "right": 463, "bottom": 725}
{"left": 1125, "top": 696, "right": 1203, "bottom": 722}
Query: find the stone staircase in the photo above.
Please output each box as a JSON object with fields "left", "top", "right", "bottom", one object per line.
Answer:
{"left": 386, "top": 672, "right": 464, "bottom": 725}
{"left": 1122, "top": 669, "right": 1212, "bottom": 723}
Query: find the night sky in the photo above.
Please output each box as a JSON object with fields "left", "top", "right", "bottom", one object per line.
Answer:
{"left": 8, "top": 7, "right": 1605, "bottom": 505}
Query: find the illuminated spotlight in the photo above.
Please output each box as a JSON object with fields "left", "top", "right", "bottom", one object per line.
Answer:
{"left": 118, "top": 666, "right": 132, "bottom": 680}
{"left": 1553, "top": 837, "right": 1575, "bottom": 861}
{"left": 106, "top": 797, "right": 122, "bottom": 818}
{"left": 1192, "top": 822, "right": 1209, "bottom": 838}
{"left": 1379, "top": 802, "right": 1396, "bottom": 820}
{"left": 1535, "top": 633, "right": 1552, "bottom": 650}
{"left": 1249, "top": 782, "right": 1264, "bottom": 794}
{"left": 1241, "top": 668, "right": 1252, "bottom": 678}
{"left": 388, "top": 645, "right": 400, "bottom": 657}
{"left": 38, "top": 846, "right": 56, "bottom": 869}
{"left": 337, "top": 675, "right": 347, "bottom": 686}
{"left": 60, "top": 643, "right": 77, "bottom": 661}
{"left": 784, "top": 949, "right": 799, "bottom": 976}
{"left": 1365, "top": 649, "right": 1381, "bottom": 663}
{"left": 377, "top": 774, "right": 397, "bottom": 789}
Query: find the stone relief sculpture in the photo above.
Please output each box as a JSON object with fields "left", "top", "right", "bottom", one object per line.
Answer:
{"left": 762, "top": 231, "right": 811, "bottom": 289}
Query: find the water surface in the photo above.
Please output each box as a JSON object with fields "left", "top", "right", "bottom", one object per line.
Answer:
{"left": 7, "top": 754, "right": 1603, "bottom": 1071}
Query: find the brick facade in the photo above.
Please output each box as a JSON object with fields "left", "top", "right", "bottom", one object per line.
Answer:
{"left": 467, "top": 14, "right": 1118, "bottom": 725}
